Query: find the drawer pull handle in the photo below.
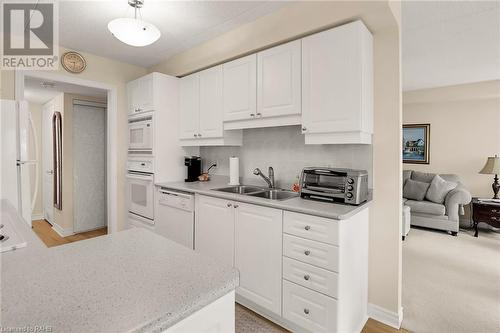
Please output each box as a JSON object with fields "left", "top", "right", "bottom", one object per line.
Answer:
{"left": 492, "top": 209, "right": 498, "bottom": 213}
{"left": 304, "top": 274, "right": 310, "bottom": 281}
{"left": 304, "top": 225, "right": 311, "bottom": 231}
{"left": 304, "top": 250, "right": 311, "bottom": 256}
{"left": 492, "top": 217, "right": 498, "bottom": 221}
{"left": 304, "top": 308, "right": 310, "bottom": 315}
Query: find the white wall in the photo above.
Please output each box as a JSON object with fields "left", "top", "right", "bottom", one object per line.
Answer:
{"left": 28, "top": 102, "right": 43, "bottom": 219}
{"left": 201, "top": 126, "right": 373, "bottom": 189}
{"left": 403, "top": 80, "right": 500, "bottom": 198}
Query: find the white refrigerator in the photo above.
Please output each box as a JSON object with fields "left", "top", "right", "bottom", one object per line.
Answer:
{"left": 1, "top": 100, "right": 39, "bottom": 226}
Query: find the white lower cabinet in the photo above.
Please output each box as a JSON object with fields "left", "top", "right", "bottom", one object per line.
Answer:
{"left": 283, "top": 257, "right": 338, "bottom": 298}
{"left": 235, "top": 202, "right": 282, "bottom": 315}
{"left": 283, "top": 280, "right": 337, "bottom": 333}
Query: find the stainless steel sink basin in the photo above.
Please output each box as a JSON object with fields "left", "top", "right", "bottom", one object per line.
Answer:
{"left": 246, "top": 189, "right": 299, "bottom": 201}
{"left": 213, "top": 185, "right": 265, "bottom": 195}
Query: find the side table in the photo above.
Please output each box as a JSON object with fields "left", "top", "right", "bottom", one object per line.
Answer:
{"left": 472, "top": 198, "right": 500, "bottom": 237}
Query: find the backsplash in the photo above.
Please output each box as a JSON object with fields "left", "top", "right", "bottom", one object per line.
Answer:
{"left": 200, "top": 126, "right": 373, "bottom": 190}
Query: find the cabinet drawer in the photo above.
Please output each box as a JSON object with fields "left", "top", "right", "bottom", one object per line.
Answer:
{"left": 283, "top": 234, "right": 339, "bottom": 272}
{"left": 283, "top": 280, "right": 337, "bottom": 333}
{"left": 283, "top": 211, "right": 339, "bottom": 245}
{"left": 283, "top": 257, "right": 338, "bottom": 298}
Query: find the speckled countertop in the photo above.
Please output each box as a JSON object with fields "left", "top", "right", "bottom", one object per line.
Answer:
{"left": 156, "top": 175, "right": 371, "bottom": 220}
{"left": 1, "top": 201, "right": 239, "bottom": 333}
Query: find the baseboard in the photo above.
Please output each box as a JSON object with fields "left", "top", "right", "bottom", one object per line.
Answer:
{"left": 51, "top": 223, "right": 74, "bottom": 237}
{"left": 31, "top": 213, "right": 44, "bottom": 221}
{"left": 367, "top": 303, "right": 403, "bottom": 329}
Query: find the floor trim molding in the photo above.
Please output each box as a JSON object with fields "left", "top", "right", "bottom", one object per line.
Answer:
{"left": 51, "top": 223, "right": 75, "bottom": 237}
{"left": 31, "top": 214, "right": 44, "bottom": 221}
{"left": 367, "top": 303, "right": 403, "bottom": 329}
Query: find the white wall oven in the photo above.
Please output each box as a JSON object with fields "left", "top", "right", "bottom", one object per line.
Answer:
{"left": 126, "top": 158, "right": 155, "bottom": 223}
{"left": 128, "top": 113, "right": 153, "bottom": 155}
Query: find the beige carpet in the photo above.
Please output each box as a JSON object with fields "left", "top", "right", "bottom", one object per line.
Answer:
{"left": 402, "top": 227, "right": 500, "bottom": 333}
{"left": 236, "top": 304, "right": 288, "bottom": 333}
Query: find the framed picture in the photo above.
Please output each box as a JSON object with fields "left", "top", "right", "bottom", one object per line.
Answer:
{"left": 403, "top": 124, "right": 430, "bottom": 164}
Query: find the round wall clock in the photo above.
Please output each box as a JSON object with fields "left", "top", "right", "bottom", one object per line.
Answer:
{"left": 61, "top": 51, "right": 87, "bottom": 73}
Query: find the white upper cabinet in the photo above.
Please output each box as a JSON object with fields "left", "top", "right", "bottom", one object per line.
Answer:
{"left": 199, "top": 66, "right": 224, "bottom": 138}
{"left": 223, "top": 54, "right": 257, "bottom": 122}
{"left": 179, "top": 66, "right": 242, "bottom": 146}
{"left": 179, "top": 73, "right": 200, "bottom": 140}
{"left": 302, "top": 20, "right": 373, "bottom": 144}
{"left": 127, "top": 74, "right": 154, "bottom": 115}
{"left": 235, "top": 202, "right": 283, "bottom": 316}
{"left": 257, "top": 40, "right": 301, "bottom": 119}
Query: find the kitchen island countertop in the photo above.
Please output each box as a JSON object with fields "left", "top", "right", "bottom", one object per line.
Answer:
{"left": 1, "top": 200, "right": 239, "bottom": 333}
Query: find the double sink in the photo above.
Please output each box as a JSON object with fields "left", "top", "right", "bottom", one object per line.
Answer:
{"left": 213, "top": 185, "right": 299, "bottom": 201}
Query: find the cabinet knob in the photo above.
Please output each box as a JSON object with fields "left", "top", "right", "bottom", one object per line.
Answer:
{"left": 304, "top": 250, "right": 311, "bottom": 256}
{"left": 304, "top": 274, "right": 310, "bottom": 281}
{"left": 303, "top": 308, "right": 310, "bottom": 315}
{"left": 234, "top": 204, "right": 239, "bottom": 208}
{"left": 492, "top": 209, "right": 498, "bottom": 213}
{"left": 256, "top": 112, "right": 262, "bottom": 117}
{"left": 198, "top": 133, "right": 202, "bottom": 137}
{"left": 193, "top": 134, "right": 197, "bottom": 137}
{"left": 227, "top": 203, "right": 232, "bottom": 207}
{"left": 302, "top": 127, "right": 307, "bottom": 131}
{"left": 492, "top": 216, "right": 498, "bottom": 221}
{"left": 250, "top": 113, "right": 255, "bottom": 117}
{"left": 304, "top": 225, "right": 311, "bottom": 231}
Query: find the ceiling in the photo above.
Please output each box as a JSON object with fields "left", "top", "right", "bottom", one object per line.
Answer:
{"left": 402, "top": 1, "right": 500, "bottom": 91}
{"left": 24, "top": 76, "right": 107, "bottom": 104}
{"left": 59, "top": 0, "right": 289, "bottom": 68}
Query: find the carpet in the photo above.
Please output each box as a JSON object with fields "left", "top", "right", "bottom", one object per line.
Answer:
{"left": 402, "top": 227, "right": 500, "bottom": 333}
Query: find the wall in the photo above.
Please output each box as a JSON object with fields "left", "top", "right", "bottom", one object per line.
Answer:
{"left": 150, "top": 0, "right": 403, "bottom": 322}
{"left": 403, "top": 80, "right": 500, "bottom": 198}
{"left": 28, "top": 102, "right": 43, "bottom": 219}
{"left": 1, "top": 47, "right": 147, "bottom": 231}
{"left": 201, "top": 126, "right": 373, "bottom": 189}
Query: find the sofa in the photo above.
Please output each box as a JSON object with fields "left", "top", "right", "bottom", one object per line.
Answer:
{"left": 403, "top": 170, "right": 472, "bottom": 235}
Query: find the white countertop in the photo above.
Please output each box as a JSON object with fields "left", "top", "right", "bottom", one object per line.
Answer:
{"left": 1, "top": 200, "right": 239, "bottom": 333}
{"left": 156, "top": 176, "right": 371, "bottom": 220}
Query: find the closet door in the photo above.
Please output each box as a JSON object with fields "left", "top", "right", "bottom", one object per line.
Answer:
{"left": 257, "top": 40, "right": 301, "bottom": 118}
{"left": 179, "top": 74, "right": 200, "bottom": 139}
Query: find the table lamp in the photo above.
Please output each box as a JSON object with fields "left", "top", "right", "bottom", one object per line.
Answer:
{"left": 479, "top": 155, "right": 500, "bottom": 199}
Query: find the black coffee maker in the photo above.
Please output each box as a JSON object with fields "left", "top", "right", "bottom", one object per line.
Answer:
{"left": 185, "top": 156, "right": 202, "bottom": 182}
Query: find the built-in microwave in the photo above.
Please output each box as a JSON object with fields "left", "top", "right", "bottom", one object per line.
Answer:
{"left": 128, "top": 114, "right": 153, "bottom": 154}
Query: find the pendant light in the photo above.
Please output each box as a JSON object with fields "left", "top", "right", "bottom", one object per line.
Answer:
{"left": 108, "top": 0, "right": 160, "bottom": 47}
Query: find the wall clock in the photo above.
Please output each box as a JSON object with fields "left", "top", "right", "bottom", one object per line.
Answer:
{"left": 61, "top": 51, "right": 87, "bottom": 74}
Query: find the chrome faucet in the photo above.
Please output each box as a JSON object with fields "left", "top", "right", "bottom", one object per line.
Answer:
{"left": 253, "top": 167, "right": 275, "bottom": 188}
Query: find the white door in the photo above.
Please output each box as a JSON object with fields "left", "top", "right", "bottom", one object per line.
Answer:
{"left": 137, "top": 74, "right": 154, "bottom": 113}
{"left": 223, "top": 54, "right": 257, "bottom": 121}
{"left": 257, "top": 40, "right": 301, "bottom": 118}
{"left": 302, "top": 22, "right": 363, "bottom": 134}
{"left": 42, "top": 102, "right": 54, "bottom": 224}
{"left": 235, "top": 202, "right": 283, "bottom": 315}
{"left": 195, "top": 195, "right": 235, "bottom": 266}
{"left": 73, "top": 103, "right": 106, "bottom": 233}
{"left": 179, "top": 74, "right": 200, "bottom": 139}
{"left": 127, "top": 79, "right": 138, "bottom": 115}
{"left": 199, "top": 66, "right": 223, "bottom": 138}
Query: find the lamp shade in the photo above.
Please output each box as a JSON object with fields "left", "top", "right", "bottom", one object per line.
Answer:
{"left": 479, "top": 155, "right": 500, "bottom": 175}
{"left": 108, "top": 18, "right": 160, "bottom": 47}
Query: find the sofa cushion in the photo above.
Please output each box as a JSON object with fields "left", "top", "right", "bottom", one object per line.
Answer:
{"left": 403, "top": 179, "right": 430, "bottom": 201}
{"left": 425, "top": 175, "right": 457, "bottom": 204}
{"left": 403, "top": 170, "right": 412, "bottom": 186}
{"left": 411, "top": 171, "right": 436, "bottom": 183}
{"left": 405, "top": 200, "right": 446, "bottom": 216}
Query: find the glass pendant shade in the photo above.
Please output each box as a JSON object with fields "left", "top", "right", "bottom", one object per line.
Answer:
{"left": 108, "top": 18, "right": 160, "bottom": 47}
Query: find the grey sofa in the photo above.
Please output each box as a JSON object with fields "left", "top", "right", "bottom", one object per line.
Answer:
{"left": 403, "top": 170, "right": 472, "bottom": 235}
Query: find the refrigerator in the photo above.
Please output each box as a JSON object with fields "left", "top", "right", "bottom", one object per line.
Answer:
{"left": 1, "top": 100, "right": 39, "bottom": 226}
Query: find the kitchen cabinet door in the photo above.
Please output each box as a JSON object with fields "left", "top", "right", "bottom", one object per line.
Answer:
{"left": 257, "top": 40, "right": 301, "bottom": 119}
{"left": 136, "top": 74, "right": 154, "bottom": 113}
{"left": 199, "top": 66, "right": 224, "bottom": 138}
{"left": 127, "top": 79, "right": 140, "bottom": 115}
{"left": 179, "top": 74, "right": 200, "bottom": 140}
{"left": 195, "top": 195, "right": 235, "bottom": 267}
{"left": 223, "top": 54, "right": 257, "bottom": 122}
{"left": 235, "top": 202, "right": 283, "bottom": 315}
{"left": 302, "top": 21, "right": 372, "bottom": 135}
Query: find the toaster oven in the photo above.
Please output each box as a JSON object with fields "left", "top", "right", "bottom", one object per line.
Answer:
{"left": 299, "top": 167, "right": 368, "bottom": 205}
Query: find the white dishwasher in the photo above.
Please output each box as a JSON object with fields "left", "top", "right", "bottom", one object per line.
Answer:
{"left": 155, "top": 188, "right": 195, "bottom": 249}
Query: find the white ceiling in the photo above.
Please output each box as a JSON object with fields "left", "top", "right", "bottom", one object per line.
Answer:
{"left": 59, "top": 0, "right": 289, "bottom": 68}
{"left": 24, "top": 76, "right": 107, "bottom": 104}
{"left": 402, "top": 1, "right": 500, "bottom": 91}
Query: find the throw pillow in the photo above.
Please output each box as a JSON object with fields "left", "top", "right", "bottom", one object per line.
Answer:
{"left": 403, "top": 179, "right": 430, "bottom": 201}
{"left": 411, "top": 171, "right": 435, "bottom": 183}
{"left": 425, "top": 175, "right": 457, "bottom": 204}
